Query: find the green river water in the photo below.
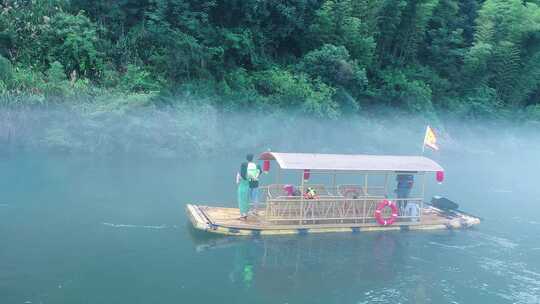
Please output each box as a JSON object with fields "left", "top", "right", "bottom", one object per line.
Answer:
{"left": 1, "top": 141, "right": 539, "bottom": 303}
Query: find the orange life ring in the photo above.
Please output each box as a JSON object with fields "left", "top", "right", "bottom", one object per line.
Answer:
{"left": 374, "top": 199, "right": 399, "bottom": 226}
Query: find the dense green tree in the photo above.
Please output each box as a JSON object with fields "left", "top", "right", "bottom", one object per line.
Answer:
{"left": 0, "top": 55, "right": 13, "bottom": 87}
{"left": 0, "top": 0, "right": 66, "bottom": 64}
{"left": 458, "top": 0, "right": 480, "bottom": 45}
{"left": 464, "top": 0, "right": 540, "bottom": 106}
{"left": 43, "top": 12, "right": 104, "bottom": 78}
{"left": 70, "top": 0, "right": 150, "bottom": 37}
{"left": 308, "top": 0, "right": 375, "bottom": 66}
{"left": 120, "top": 64, "right": 162, "bottom": 93}
{"left": 44, "top": 61, "right": 69, "bottom": 97}
{"left": 1, "top": 0, "right": 539, "bottom": 117}
{"left": 388, "top": 0, "right": 439, "bottom": 65}
{"left": 417, "top": 0, "right": 467, "bottom": 102}
{"left": 209, "top": 0, "right": 320, "bottom": 61}
{"left": 420, "top": 0, "right": 466, "bottom": 78}
{"left": 374, "top": 0, "right": 407, "bottom": 66}
{"left": 377, "top": 68, "right": 434, "bottom": 112}
{"left": 298, "top": 44, "right": 367, "bottom": 98}
{"left": 252, "top": 68, "right": 338, "bottom": 117}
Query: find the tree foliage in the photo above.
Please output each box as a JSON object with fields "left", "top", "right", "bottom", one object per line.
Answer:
{"left": 465, "top": 0, "right": 540, "bottom": 106}
{"left": 298, "top": 44, "right": 368, "bottom": 101}
{"left": 0, "top": 0, "right": 539, "bottom": 118}
{"left": 308, "top": 0, "right": 375, "bottom": 67}
{"left": 0, "top": 55, "right": 13, "bottom": 86}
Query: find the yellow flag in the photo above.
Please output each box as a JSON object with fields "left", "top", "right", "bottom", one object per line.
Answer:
{"left": 423, "top": 125, "right": 439, "bottom": 151}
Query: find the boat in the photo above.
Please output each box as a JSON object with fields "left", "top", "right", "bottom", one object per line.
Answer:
{"left": 186, "top": 152, "right": 480, "bottom": 236}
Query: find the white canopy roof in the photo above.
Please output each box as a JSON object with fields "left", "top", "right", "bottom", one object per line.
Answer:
{"left": 259, "top": 152, "right": 443, "bottom": 172}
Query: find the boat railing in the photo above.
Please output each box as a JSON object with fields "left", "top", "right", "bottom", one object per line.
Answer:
{"left": 264, "top": 196, "right": 423, "bottom": 225}
{"left": 262, "top": 184, "right": 388, "bottom": 200}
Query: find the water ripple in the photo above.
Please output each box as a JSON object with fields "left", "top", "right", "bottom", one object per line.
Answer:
{"left": 474, "top": 232, "right": 518, "bottom": 249}
{"left": 479, "top": 257, "right": 540, "bottom": 304}
{"left": 101, "top": 222, "right": 172, "bottom": 230}
{"left": 428, "top": 241, "right": 483, "bottom": 251}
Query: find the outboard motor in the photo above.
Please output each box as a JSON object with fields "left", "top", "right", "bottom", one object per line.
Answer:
{"left": 431, "top": 196, "right": 459, "bottom": 210}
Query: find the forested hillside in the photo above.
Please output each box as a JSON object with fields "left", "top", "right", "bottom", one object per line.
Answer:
{"left": 1, "top": 0, "right": 540, "bottom": 119}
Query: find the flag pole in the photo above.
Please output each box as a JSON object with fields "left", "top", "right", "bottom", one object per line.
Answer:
{"left": 421, "top": 125, "right": 427, "bottom": 155}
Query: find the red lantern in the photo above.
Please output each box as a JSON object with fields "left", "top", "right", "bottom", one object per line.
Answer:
{"left": 303, "top": 169, "right": 311, "bottom": 181}
{"left": 436, "top": 171, "right": 445, "bottom": 183}
{"left": 263, "top": 159, "right": 270, "bottom": 172}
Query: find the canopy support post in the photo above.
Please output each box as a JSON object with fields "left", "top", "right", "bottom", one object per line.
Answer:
{"left": 364, "top": 174, "right": 368, "bottom": 195}
{"left": 363, "top": 174, "right": 368, "bottom": 223}
{"left": 332, "top": 171, "right": 337, "bottom": 195}
{"left": 421, "top": 173, "right": 426, "bottom": 222}
{"left": 300, "top": 172, "right": 305, "bottom": 225}
{"left": 384, "top": 173, "right": 389, "bottom": 196}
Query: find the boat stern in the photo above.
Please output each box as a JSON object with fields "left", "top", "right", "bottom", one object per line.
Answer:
{"left": 447, "top": 212, "right": 481, "bottom": 229}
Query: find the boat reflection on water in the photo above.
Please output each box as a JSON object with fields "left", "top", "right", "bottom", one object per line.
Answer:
{"left": 188, "top": 227, "right": 413, "bottom": 297}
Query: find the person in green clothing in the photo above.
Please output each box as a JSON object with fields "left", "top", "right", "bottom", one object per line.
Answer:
{"left": 237, "top": 154, "right": 262, "bottom": 219}
{"left": 245, "top": 154, "right": 262, "bottom": 214}
{"left": 236, "top": 159, "right": 250, "bottom": 220}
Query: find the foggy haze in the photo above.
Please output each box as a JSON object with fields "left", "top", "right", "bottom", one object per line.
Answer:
{"left": 0, "top": 101, "right": 539, "bottom": 304}
{"left": 1, "top": 100, "right": 538, "bottom": 159}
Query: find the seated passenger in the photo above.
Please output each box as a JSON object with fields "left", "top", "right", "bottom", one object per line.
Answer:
{"left": 303, "top": 187, "right": 318, "bottom": 199}
{"left": 283, "top": 184, "right": 301, "bottom": 197}
{"left": 283, "top": 184, "right": 294, "bottom": 196}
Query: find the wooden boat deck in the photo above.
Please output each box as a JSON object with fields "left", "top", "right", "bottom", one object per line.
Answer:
{"left": 186, "top": 204, "right": 481, "bottom": 236}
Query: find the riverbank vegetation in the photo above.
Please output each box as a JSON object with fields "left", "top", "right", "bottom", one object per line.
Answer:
{"left": 0, "top": 0, "right": 539, "bottom": 121}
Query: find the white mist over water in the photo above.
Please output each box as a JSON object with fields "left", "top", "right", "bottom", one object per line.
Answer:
{"left": 0, "top": 106, "right": 539, "bottom": 304}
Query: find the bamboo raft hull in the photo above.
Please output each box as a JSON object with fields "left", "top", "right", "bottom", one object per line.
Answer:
{"left": 186, "top": 204, "right": 481, "bottom": 236}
